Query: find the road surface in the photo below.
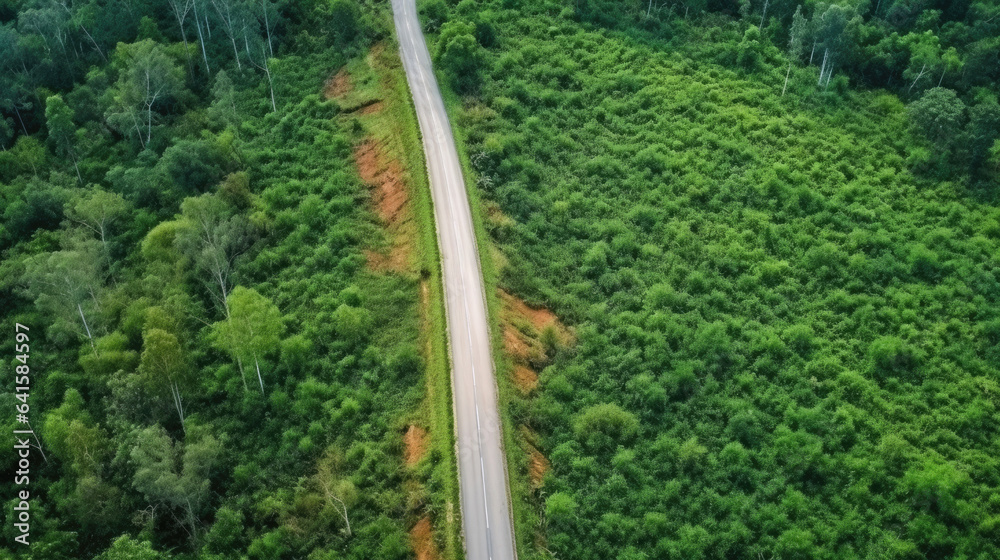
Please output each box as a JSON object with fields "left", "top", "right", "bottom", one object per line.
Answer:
{"left": 390, "top": 1, "right": 517, "bottom": 559}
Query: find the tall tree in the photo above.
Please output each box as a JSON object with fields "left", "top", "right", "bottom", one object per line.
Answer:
{"left": 247, "top": 47, "right": 277, "bottom": 112}
{"left": 139, "top": 328, "right": 191, "bottom": 430}
{"left": 257, "top": 0, "right": 279, "bottom": 58}
{"left": 190, "top": 0, "right": 211, "bottom": 73}
{"left": 41, "top": 387, "right": 125, "bottom": 533}
{"left": 106, "top": 40, "right": 185, "bottom": 148}
{"left": 22, "top": 236, "right": 104, "bottom": 353}
{"left": 307, "top": 447, "right": 358, "bottom": 536}
{"left": 210, "top": 0, "right": 247, "bottom": 69}
{"left": 937, "top": 47, "right": 962, "bottom": 87}
{"left": 908, "top": 87, "right": 966, "bottom": 158}
{"left": 175, "top": 194, "right": 253, "bottom": 316}
{"left": 58, "top": 0, "right": 108, "bottom": 62}
{"left": 166, "top": 0, "right": 194, "bottom": 69}
{"left": 0, "top": 25, "right": 36, "bottom": 139}
{"left": 902, "top": 31, "right": 941, "bottom": 94}
{"left": 784, "top": 5, "right": 808, "bottom": 96}
{"left": 45, "top": 94, "right": 82, "bottom": 182}
{"left": 130, "top": 425, "right": 220, "bottom": 546}
{"left": 965, "top": 97, "right": 1000, "bottom": 171}
{"left": 66, "top": 188, "right": 131, "bottom": 251}
{"left": 239, "top": 18, "right": 277, "bottom": 111}
{"left": 209, "top": 286, "right": 284, "bottom": 393}
{"left": 18, "top": 5, "right": 69, "bottom": 57}
{"left": 42, "top": 389, "right": 105, "bottom": 477}
{"left": 810, "top": 3, "right": 857, "bottom": 88}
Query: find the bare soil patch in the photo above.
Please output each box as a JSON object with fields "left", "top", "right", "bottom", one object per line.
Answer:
{"left": 512, "top": 365, "right": 538, "bottom": 394}
{"left": 500, "top": 290, "right": 559, "bottom": 332}
{"left": 410, "top": 516, "right": 440, "bottom": 560}
{"left": 353, "top": 139, "right": 413, "bottom": 272}
{"left": 404, "top": 425, "right": 429, "bottom": 466}
{"left": 520, "top": 426, "right": 549, "bottom": 489}
{"left": 364, "top": 246, "right": 409, "bottom": 272}
{"left": 354, "top": 140, "right": 408, "bottom": 224}
{"left": 502, "top": 292, "right": 568, "bottom": 499}
{"left": 528, "top": 443, "right": 550, "bottom": 488}
{"left": 503, "top": 324, "right": 535, "bottom": 363}
{"left": 324, "top": 67, "right": 352, "bottom": 99}
{"left": 499, "top": 290, "right": 573, "bottom": 365}
{"left": 360, "top": 100, "right": 384, "bottom": 114}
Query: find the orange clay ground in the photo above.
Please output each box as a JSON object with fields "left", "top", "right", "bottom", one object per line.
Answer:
{"left": 326, "top": 56, "right": 416, "bottom": 274}
{"left": 500, "top": 289, "right": 574, "bottom": 497}
{"left": 410, "top": 516, "right": 440, "bottom": 560}
{"left": 403, "top": 424, "right": 429, "bottom": 466}
{"left": 500, "top": 289, "right": 573, "bottom": 393}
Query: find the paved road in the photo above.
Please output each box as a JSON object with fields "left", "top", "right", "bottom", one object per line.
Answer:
{"left": 390, "top": 2, "right": 517, "bottom": 559}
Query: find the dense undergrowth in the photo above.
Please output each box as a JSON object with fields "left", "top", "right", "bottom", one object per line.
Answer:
{"left": 429, "top": 0, "right": 1000, "bottom": 558}
{"left": 0, "top": 1, "right": 440, "bottom": 559}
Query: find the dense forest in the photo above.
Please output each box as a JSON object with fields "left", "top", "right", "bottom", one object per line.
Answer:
{"left": 425, "top": 0, "right": 1000, "bottom": 558}
{"left": 0, "top": 0, "right": 452, "bottom": 559}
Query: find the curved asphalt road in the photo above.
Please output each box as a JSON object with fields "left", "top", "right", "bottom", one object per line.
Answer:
{"left": 390, "top": 1, "right": 517, "bottom": 559}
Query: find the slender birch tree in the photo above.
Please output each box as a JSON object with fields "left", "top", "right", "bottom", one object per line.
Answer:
{"left": 139, "top": 328, "right": 191, "bottom": 431}
{"left": 106, "top": 40, "right": 184, "bottom": 148}
{"left": 209, "top": 286, "right": 284, "bottom": 394}
{"left": 175, "top": 194, "right": 253, "bottom": 317}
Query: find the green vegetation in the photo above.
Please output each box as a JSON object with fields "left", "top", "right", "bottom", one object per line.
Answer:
{"left": 0, "top": 1, "right": 451, "bottom": 559}
{"left": 336, "top": 42, "right": 464, "bottom": 558}
{"left": 430, "top": 0, "right": 1000, "bottom": 558}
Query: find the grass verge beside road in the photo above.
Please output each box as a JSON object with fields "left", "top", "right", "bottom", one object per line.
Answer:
{"left": 341, "top": 37, "right": 464, "bottom": 559}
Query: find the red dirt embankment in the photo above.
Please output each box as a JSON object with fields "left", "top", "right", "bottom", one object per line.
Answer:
{"left": 410, "top": 516, "right": 440, "bottom": 560}
{"left": 500, "top": 290, "right": 572, "bottom": 393}
{"left": 352, "top": 137, "right": 414, "bottom": 272}
{"left": 501, "top": 289, "right": 572, "bottom": 497}
{"left": 324, "top": 68, "right": 352, "bottom": 99}
{"left": 403, "top": 424, "right": 428, "bottom": 466}
{"left": 327, "top": 61, "right": 413, "bottom": 273}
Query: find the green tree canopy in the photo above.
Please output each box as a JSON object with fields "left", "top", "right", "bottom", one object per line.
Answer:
{"left": 130, "top": 424, "right": 220, "bottom": 546}
{"left": 139, "top": 328, "right": 191, "bottom": 428}
{"left": 94, "top": 536, "right": 168, "bottom": 560}
{"left": 908, "top": 87, "right": 966, "bottom": 157}
{"left": 106, "top": 39, "right": 185, "bottom": 148}
{"left": 436, "top": 21, "right": 486, "bottom": 94}
{"left": 573, "top": 403, "right": 639, "bottom": 449}
{"left": 209, "top": 286, "right": 285, "bottom": 393}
